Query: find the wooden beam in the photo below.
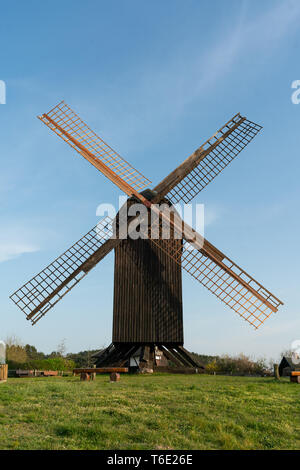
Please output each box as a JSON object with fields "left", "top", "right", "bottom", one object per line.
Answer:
{"left": 42, "top": 114, "right": 152, "bottom": 208}
{"left": 153, "top": 114, "right": 245, "bottom": 200}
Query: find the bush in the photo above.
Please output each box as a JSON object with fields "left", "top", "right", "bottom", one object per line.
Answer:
{"left": 8, "top": 357, "right": 75, "bottom": 371}
{"left": 5, "top": 337, "right": 76, "bottom": 371}
{"left": 205, "top": 360, "right": 219, "bottom": 374}
{"left": 211, "top": 354, "right": 269, "bottom": 376}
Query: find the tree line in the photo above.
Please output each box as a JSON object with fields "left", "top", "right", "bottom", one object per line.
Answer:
{"left": 5, "top": 336, "right": 102, "bottom": 371}
{"left": 5, "top": 336, "right": 280, "bottom": 375}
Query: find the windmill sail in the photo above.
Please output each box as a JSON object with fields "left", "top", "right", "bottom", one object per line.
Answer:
{"left": 148, "top": 214, "right": 283, "bottom": 329}
{"left": 10, "top": 102, "right": 283, "bottom": 331}
{"left": 10, "top": 216, "right": 117, "bottom": 325}
{"left": 154, "top": 113, "right": 262, "bottom": 204}
{"left": 38, "top": 101, "right": 152, "bottom": 199}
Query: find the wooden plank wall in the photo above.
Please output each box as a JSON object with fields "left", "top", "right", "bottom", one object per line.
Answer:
{"left": 113, "top": 235, "right": 183, "bottom": 343}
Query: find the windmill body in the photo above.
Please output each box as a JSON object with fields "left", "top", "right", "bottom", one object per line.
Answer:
{"left": 102, "top": 194, "right": 187, "bottom": 371}
{"left": 10, "top": 102, "right": 284, "bottom": 372}
{"left": 113, "top": 232, "right": 183, "bottom": 345}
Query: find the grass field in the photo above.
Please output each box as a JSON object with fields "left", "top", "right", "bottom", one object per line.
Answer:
{"left": 0, "top": 374, "right": 299, "bottom": 450}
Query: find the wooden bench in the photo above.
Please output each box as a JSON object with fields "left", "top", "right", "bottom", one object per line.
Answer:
{"left": 73, "top": 367, "right": 128, "bottom": 382}
{"left": 290, "top": 371, "right": 300, "bottom": 383}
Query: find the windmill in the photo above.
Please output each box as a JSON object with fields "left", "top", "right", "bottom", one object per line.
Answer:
{"left": 10, "top": 102, "right": 283, "bottom": 371}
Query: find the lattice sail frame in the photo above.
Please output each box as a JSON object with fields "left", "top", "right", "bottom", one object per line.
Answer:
{"left": 38, "top": 101, "right": 151, "bottom": 193}
{"left": 147, "top": 213, "right": 283, "bottom": 329}
{"left": 10, "top": 216, "right": 114, "bottom": 325}
{"left": 161, "top": 114, "right": 262, "bottom": 204}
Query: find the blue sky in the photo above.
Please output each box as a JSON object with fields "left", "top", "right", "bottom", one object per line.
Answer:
{"left": 0, "top": 0, "right": 299, "bottom": 360}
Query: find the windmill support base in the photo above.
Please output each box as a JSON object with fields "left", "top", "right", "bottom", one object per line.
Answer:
{"left": 93, "top": 343, "right": 204, "bottom": 373}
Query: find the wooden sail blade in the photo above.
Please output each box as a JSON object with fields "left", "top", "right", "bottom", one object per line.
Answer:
{"left": 10, "top": 216, "right": 117, "bottom": 325}
{"left": 154, "top": 113, "right": 262, "bottom": 204}
{"left": 148, "top": 214, "right": 283, "bottom": 329}
{"left": 38, "top": 101, "right": 152, "bottom": 199}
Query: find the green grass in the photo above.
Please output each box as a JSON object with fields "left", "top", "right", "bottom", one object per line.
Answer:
{"left": 0, "top": 374, "right": 299, "bottom": 450}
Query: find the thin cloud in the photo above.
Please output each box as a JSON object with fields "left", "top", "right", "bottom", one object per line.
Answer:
{"left": 90, "top": 0, "right": 300, "bottom": 151}
{"left": 155, "top": 0, "right": 300, "bottom": 111}
{"left": 0, "top": 243, "right": 39, "bottom": 263}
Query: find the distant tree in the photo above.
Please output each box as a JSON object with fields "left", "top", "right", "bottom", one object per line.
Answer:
{"left": 49, "top": 339, "right": 67, "bottom": 358}
{"left": 189, "top": 352, "right": 219, "bottom": 367}
{"left": 67, "top": 349, "right": 101, "bottom": 368}
{"left": 4, "top": 336, "right": 97, "bottom": 370}
{"left": 48, "top": 351, "right": 60, "bottom": 358}
{"left": 24, "top": 344, "right": 45, "bottom": 360}
{"left": 57, "top": 338, "right": 67, "bottom": 356}
{"left": 5, "top": 335, "right": 27, "bottom": 366}
{"left": 280, "top": 349, "right": 293, "bottom": 360}
{"left": 5, "top": 335, "right": 23, "bottom": 348}
{"left": 25, "top": 344, "right": 38, "bottom": 359}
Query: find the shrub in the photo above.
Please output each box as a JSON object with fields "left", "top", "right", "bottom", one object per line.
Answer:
{"left": 205, "top": 360, "right": 219, "bottom": 374}
{"left": 8, "top": 357, "right": 75, "bottom": 371}
{"left": 214, "top": 354, "right": 269, "bottom": 376}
